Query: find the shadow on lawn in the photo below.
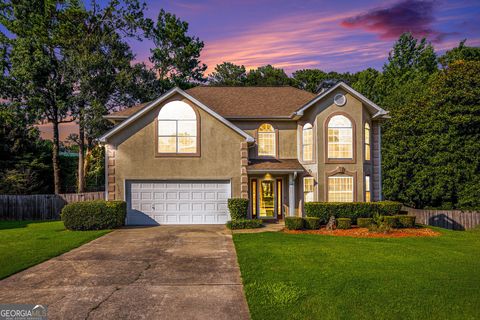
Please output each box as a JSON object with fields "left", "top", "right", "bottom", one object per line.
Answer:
{"left": 0, "top": 220, "right": 51, "bottom": 230}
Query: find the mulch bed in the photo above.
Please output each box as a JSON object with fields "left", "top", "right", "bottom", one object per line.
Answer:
{"left": 284, "top": 226, "right": 441, "bottom": 238}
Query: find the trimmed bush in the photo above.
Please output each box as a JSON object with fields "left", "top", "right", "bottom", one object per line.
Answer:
{"left": 398, "top": 215, "right": 416, "bottom": 228}
{"left": 61, "top": 200, "right": 126, "bottom": 231}
{"left": 337, "top": 218, "right": 351, "bottom": 229}
{"left": 228, "top": 198, "right": 249, "bottom": 220}
{"left": 285, "top": 217, "right": 304, "bottom": 230}
{"left": 383, "top": 216, "right": 400, "bottom": 228}
{"left": 226, "top": 219, "right": 263, "bottom": 230}
{"left": 304, "top": 201, "right": 402, "bottom": 224}
{"left": 357, "top": 218, "right": 374, "bottom": 228}
{"left": 376, "top": 201, "right": 403, "bottom": 216}
{"left": 304, "top": 217, "right": 321, "bottom": 230}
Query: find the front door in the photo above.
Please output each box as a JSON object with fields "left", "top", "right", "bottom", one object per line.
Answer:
{"left": 259, "top": 180, "right": 275, "bottom": 218}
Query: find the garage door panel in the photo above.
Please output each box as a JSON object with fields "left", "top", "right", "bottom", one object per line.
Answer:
{"left": 127, "top": 180, "right": 231, "bottom": 225}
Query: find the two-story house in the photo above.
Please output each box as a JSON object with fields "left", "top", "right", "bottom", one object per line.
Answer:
{"left": 99, "top": 82, "right": 389, "bottom": 225}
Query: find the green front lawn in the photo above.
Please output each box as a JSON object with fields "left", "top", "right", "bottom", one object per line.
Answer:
{"left": 0, "top": 220, "right": 110, "bottom": 279}
{"left": 233, "top": 228, "right": 480, "bottom": 320}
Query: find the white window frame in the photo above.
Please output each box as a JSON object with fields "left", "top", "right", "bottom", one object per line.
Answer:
{"left": 303, "top": 177, "right": 314, "bottom": 203}
{"left": 157, "top": 101, "right": 197, "bottom": 154}
{"left": 365, "top": 175, "right": 371, "bottom": 202}
{"left": 327, "top": 115, "right": 353, "bottom": 159}
{"left": 327, "top": 174, "right": 354, "bottom": 202}
{"left": 365, "top": 122, "right": 371, "bottom": 161}
{"left": 258, "top": 123, "right": 276, "bottom": 157}
{"left": 302, "top": 123, "right": 313, "bottom": 162}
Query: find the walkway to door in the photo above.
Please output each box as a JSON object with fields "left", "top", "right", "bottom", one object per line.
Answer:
{"left": 0, "top": 226, "right": 250, "bottom": 320}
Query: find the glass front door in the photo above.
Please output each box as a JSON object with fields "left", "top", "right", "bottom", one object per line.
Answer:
{"left": 259, "top": 180, "right": 275, "bottom": 218}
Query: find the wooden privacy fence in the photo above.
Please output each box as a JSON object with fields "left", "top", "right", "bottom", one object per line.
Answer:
{"left": 0, "top": 191, "right": 105, "bottom": 221}
{"left": 402, "top": 206, "right": 480, "bottom": 230}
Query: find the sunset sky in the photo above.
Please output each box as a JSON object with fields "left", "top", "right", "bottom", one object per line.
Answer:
{"left": 131, "top": 0, "right": 480, "bottom": 74}
{"left": 26, "top": 0, "right": 480, "bottom": 140}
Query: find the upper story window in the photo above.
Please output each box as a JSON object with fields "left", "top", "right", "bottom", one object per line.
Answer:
{"left": 258, "top": 123, "right": 276, "bottom": 157}
{"left": 365, "top": 122, "right": 371, "bottom": 161}
{"left": 327, "top": 115, "right": 353, "bottom": 159}
{"left": 302, "top": 123, "right": 313, "bottom": 162}
{"left": 157, "top": 101, "right": 198, "bottom": 155}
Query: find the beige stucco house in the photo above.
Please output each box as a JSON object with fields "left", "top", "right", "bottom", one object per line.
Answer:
{"left": 99, "top": 82, "right": 389, "bottom": 225}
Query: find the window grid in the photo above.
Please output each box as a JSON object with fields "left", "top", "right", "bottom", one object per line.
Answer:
{"left": 365, "top": 175, "right": 371, "bottom": 202}
{"left": 304, "top": 177, "right": 314, "bottom": 203}
{"left": 158, "top": 120, "right": 197, "bottom": 153}
{"left": 327, "top": 115, "right": 353, "bottom": 159}
{"left": 328, "top": 175, "right": 354, "bottom": 202}
{"left": 302, "top": 124, "right": 313, "bottom": 161}
{"left": 365, "top": 123, "right": 371, "bottom": 161}
{"left": 251, "top": 179, "right": 257, "bottom": 218}
{"left": 258, "top": 124, "right": 276, "bottom": 157}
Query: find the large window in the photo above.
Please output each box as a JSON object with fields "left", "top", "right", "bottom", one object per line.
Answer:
{"left": 302, "top": 123, "right": 313, "bottom": 161}
{"left": 365, "top": 175, "right": 371, "bottom": 202}
{"left": 327, "top": 115, "right": 353, "bottom": 159}
{"left": 328, "top": 174, "right": 354, "bottom": 202}
{"left": 258, "top": 123, "right": 276, "bottom": 157}
{"left": 365, "top": 122, "right": 371, "bottom": 161}
{"left": 158, "top": 101, "right": 197, "bottom": 154}
{"left": 304, "top": 177, "right": 314, "bottom": 202}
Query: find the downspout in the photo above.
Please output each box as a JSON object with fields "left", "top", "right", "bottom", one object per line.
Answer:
{"left": 378, "top": 125, "right": 383, "bottom": 201}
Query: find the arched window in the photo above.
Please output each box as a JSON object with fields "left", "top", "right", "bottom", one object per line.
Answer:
{"left": 328, "top": 174, "right": 354, "bottom": 202}
{"left": 364, "top": 122, "right": 371, "bottom": 161}
{"left": 258, "top": 123, "right": 276, "bottom": 157}
{"left": 327, "top": 115, "right": 353, "bottom": 159}
{"left": 157, "top": 101, "right": 197, "bottom": 154}
{"left": 302, "top": 123, "right": 313, "bottom": 161}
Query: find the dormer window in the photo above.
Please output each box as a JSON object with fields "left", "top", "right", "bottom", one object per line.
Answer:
{"left": 157, "top": 101, "right": 198, "bottom": 155}
{"left": 258, "top": 123, "right": 276, "bottom": 157}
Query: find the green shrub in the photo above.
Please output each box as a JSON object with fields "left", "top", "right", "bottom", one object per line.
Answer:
{"left": 337, "top": 218, "right": 351, "bottom": 229}
{"left": 377, "top": 201, "right": 403, "bottom": 216}
{"left": 398, "top": 215, "right": 416, "bottom": 228}
{"left": 383, "top": 216, "right": 400, "bottom": 228}
{"left": 285, "top": 217, "right": 304, "bottom": 230}
{"left": 304, "top": 217, "right": 321, "bottom": 230}
{"left": 304, "top": 201, "right": 402, "bottom": 224}
{"left": 357, "top": 218, "right": 374, "bottom": 228}
{"left": 228, "top": 198, "right": 249, "bottom": 220}
{"left": 368, "top": 223, "right": 392, "bottom": 233}
{"left": 61, "top": 200, "right": 126, "bottom": 230}
{"left": 226, "top": 219, "right": 263, "bottom": 230}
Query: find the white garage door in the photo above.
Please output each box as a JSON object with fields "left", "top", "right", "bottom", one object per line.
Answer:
{"left": 126, "top": 180, "right": 231, "bottom": 225}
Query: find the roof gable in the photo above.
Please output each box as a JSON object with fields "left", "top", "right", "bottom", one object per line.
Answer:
{"left": 98, "top": 87, "right": 254, "bottom": 143}
{"left": 294, "top": 82, "right": 389, "bottom": 119}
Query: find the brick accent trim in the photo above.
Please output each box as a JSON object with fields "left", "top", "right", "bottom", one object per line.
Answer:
{"left": 240, "top": 142, "right": 249, "bottom": 199}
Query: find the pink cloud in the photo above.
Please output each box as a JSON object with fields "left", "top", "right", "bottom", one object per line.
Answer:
{"left": 341, "top": 0, "right": 455, "bottom": 42}
{"left": 201, "top": 11, "right": 392, "bottom": 75}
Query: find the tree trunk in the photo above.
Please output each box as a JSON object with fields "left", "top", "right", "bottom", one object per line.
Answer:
{"left": 77, "top": 121, "right": 85, "bottom": 193}
{"left": 52, "top": 119, "right": 61, "bottom": 194}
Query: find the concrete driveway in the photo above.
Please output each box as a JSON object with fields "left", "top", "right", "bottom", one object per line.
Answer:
{"left": 0, "top": 226, "right": 250, "bottom": 320}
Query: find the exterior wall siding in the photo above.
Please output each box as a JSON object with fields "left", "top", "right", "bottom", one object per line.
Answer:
{"left": 108, "top": 93, "right": 245, "bottom": 201}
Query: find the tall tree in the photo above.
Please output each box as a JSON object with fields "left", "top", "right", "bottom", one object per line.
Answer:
{"left": 62, "top": 0, "right": 146, "bottom": 192}
{"left": 0, "top": 0, "right": 79, "bottom": 194}
{"left": 209, "top": 62, "right": 246, "bottom": 86}
{"left": 245, "top": 65, "right": 291, "bottom": 86}
{"left": 146, "top": 9, "right": 207, "bottom": 92}
{"left": 439, "top": 40, "right": 480, "bottom": 67}
{"left": 293, "top": 69, "right": 357, "bottom": 93}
